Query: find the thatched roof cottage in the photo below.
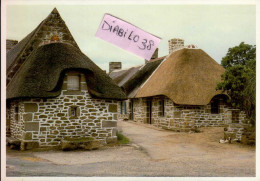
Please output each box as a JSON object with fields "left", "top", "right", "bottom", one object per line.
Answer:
{"left": 6, "top": 8, "right": 126, "bottom": 150}
{"left": 109, "top": 39, "right": 249, "bottom": 141}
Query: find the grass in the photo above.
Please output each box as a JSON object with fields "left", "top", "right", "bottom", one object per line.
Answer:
{"left": 117, "top": 132, "right": 130, "bottom": 144}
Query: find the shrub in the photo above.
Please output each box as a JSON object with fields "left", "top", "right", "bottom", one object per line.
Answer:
{"left": 116, "top": 132, "right": 130, "bottom": 144}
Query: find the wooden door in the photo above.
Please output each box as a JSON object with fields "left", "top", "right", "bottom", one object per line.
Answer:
{"left": 146, "top": 99, "right": 152, "bottom": 124}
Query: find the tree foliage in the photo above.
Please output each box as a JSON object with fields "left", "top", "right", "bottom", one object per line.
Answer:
{"left": 217, "top": 42, "right": 256, "bottom": 125}
{"left": 221, "top": 42, "right": 256, "bottom": 68}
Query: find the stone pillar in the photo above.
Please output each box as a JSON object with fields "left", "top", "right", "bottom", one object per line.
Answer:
{"left": 109, "top": 62, "right": 122, "bottom": 73}
{"left": 168, "top": 38, "right": 184, "bottom": 54}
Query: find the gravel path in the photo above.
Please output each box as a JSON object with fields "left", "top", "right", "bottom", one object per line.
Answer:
{"left": 6, "top": 120, "right": 255, "bottom": 177}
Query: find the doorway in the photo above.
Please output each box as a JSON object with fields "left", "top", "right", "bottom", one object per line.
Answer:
{"left": 146, "top": 99, "right": 152, "bottom": 124}
{"left": 129, "top": 100, "right": 134, "bottom": 120}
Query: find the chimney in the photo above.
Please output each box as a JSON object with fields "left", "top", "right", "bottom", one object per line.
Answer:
{"left": 6, "top": 39, "right": 18, "bottom": 52}
{"left": 109, "top": 62, "right": 122, "bottom": 73}
{"left": 145, "top": 48, "right": 159, "bottom": 64}
{"left": 168, "top": 38, "right": 184, "bottom": 54}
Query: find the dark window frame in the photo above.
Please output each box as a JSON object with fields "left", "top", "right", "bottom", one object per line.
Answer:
{"left": 211, "top": 99, "right": 219, "bottom": 114}
{"left": 158, "top": 99, "right": 165, "bottom": 117}
{"left": 124, "top": 101, "right": 127, "bottom": 114}
{"left": 69, "top": 106, "right": 80, "bottom": 119}
{"left": 120, "top": 102, "right": 123, "bottom": 114}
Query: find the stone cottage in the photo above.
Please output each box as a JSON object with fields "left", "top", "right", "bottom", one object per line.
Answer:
{"left": 6, "top": 8, "right": 126, "bottom": 150}
{"left": 109, "top": 39, "right": 250, "bottom": 141}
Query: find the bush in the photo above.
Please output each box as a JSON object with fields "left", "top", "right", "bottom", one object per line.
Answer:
{"left": 116, "top": 132, "right": 130, "bottom": 144}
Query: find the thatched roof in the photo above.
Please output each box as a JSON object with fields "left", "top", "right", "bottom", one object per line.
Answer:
{"left": 7, "top": 43, "right": 126, "bottom": 100}
{"left": 7, "top": 25, "right": 39, "bottom": 70}
{"left": 122, "top": 57, "right": 164, "bottom": 98}
{"left": 109, "top": 65, "right": 143, "bottom": 87}
{"left": 6, "top": 8, "right": 79, "bottom": 71}
{"left": 135, "top": 48, "right": 225, "bottom": 105}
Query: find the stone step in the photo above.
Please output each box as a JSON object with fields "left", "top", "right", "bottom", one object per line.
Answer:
{"left": 6, "top": 137, "right": 21, "bottom": 149}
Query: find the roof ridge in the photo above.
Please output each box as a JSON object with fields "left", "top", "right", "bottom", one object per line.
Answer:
{"left": 136, "top": 51, "right": 175, "bottom": 92}
{"left": 137, "top": 47, "right": 190, "bottom": 92}
{"left": 111, "top": 64, "right": 143, "bottom": 72}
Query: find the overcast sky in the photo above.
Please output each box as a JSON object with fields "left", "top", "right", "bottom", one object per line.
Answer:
{"left": 6, "top": 4, "right": 256, "bottom": 71}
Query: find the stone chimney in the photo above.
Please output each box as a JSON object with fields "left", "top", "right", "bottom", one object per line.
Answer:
{"left": 109, "top": 62, "right": 122, "bottom": 73}
{"left": 145, "top": 48, "right": 159, "bottom": 64}
{"left": 168, "top": 38, "right": 184, "bottom": 54}
{"left": 6, "top": 39, "right": 18, "bottom": 52}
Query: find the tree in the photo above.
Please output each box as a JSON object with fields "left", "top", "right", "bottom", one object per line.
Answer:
{"left": 217, "top": 42, "right": 256, "bottom": 125}
{"left": 221, "top": 42, "right": 256, "bottom": 68}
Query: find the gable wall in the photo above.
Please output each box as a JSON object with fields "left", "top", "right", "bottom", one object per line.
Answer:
{"left": 7, "top": 11, "right": 78, "bottom": 84}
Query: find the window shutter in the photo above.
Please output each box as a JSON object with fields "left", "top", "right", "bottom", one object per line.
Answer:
{"left": 67, "top": 75, "right": 80, "bottom": 90}
{"left": 124, "top": 102, "right": 127, "bottom": 114}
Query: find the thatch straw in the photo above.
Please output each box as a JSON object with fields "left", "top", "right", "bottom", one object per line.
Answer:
{"left": 135, "top": 48, "right": 225, "bottom": 105}
{"left": 7, "top": 43, "right": 126, "bottom": 100}
{"left": 122, "top": 57, "right": 164, "bottom": 97}
{"left": 109, "top": 65, "right": 143, "bottom": 87}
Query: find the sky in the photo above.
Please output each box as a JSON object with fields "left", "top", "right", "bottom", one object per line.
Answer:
{"left": 6, "top": 4, "right": 256, "bottom": 71}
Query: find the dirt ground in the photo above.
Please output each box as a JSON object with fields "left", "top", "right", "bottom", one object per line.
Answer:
{"left": 6, "top": 120, "right": 255, "bottom": 177}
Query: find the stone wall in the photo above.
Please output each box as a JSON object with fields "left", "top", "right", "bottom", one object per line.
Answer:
{"left": 223, "top": 109, "right": 250, "bottom": 141}
{"left": 10, "top": 100, "right": 24, "bottom": 139}
{"left": 119, "top": 96, "right": 246, "bottom": 135}
{"left": 132, "top": 98, "right": 146, "bottom": 122}
{"left": 8, "top": 72, "right": 118, "bottom": 148}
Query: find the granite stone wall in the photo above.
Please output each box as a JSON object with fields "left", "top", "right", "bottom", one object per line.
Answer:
{"left": 223, "top": 109, "right": 250, "bottom": 141}
{"left": 8, "top": 72, "right": 118, "bottom": 148}
{"left": 118, "top": 96, "right": 247, "bottom": 138}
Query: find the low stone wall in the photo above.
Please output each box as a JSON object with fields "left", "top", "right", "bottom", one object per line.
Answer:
{"left": 223, "top": 109, "right": 249, "bottom": 141}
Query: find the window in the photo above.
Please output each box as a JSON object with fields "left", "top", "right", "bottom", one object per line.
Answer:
{"left": 232, "top": 110, "right": 239, "bottom": 123}
{"left": 69, "top": 106, "right": 79, "bottom": 118}
{"left": 71, "top": 107, "right": 77, "bottom": 117}
{"left": 124, "top": 101, "right": 127, "bottom": 114}
{"left": 211, "top": 99, "right": 219, "bottom": 114}
{"left": 120, "top": 102, "right": 123, "bottom": 114}
{"left": 67, "top": 75, "right": 80, "bottom": 90}
{"left": 158, "top": 99, "right": 165, "bottom": 117}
